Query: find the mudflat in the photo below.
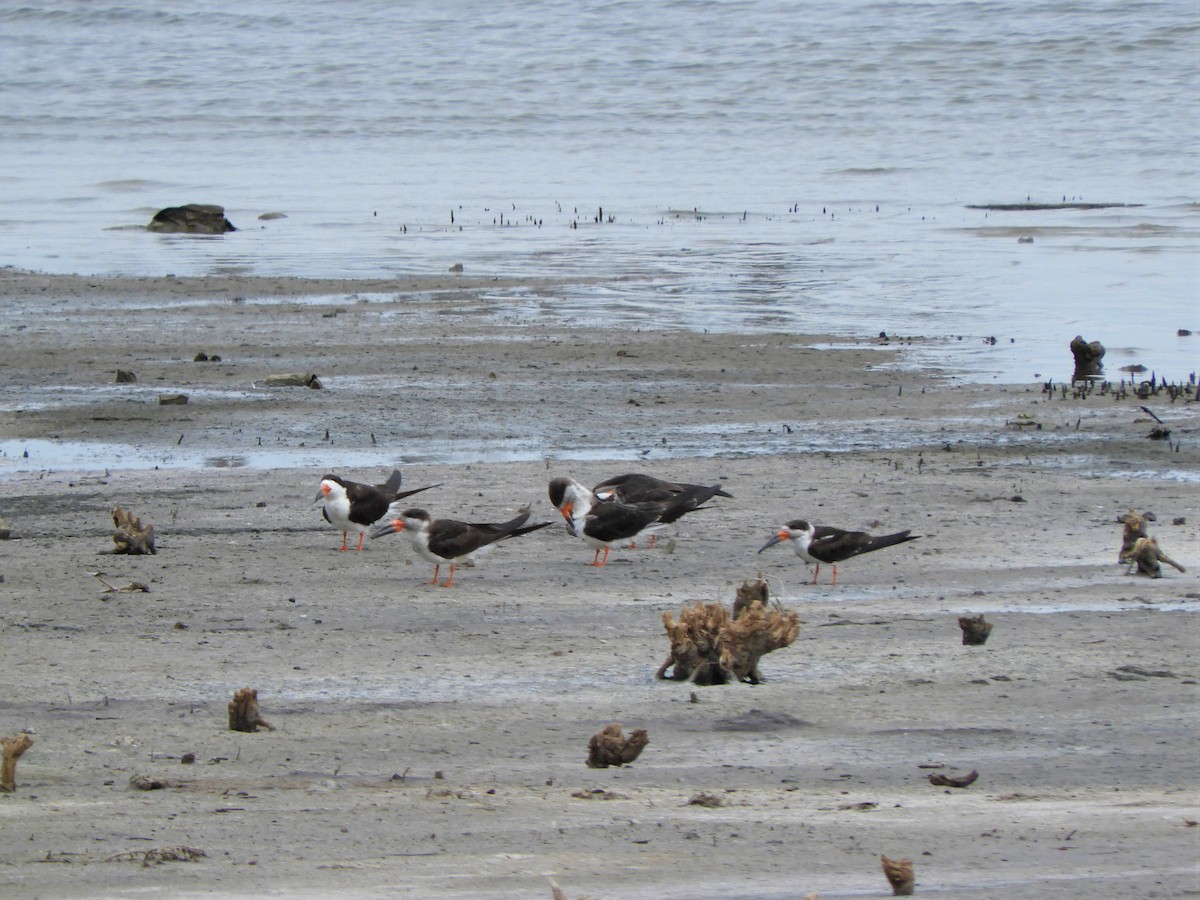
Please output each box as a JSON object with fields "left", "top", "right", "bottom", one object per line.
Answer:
{"left": 0, "top": 269, "right": 1196, "bottom": 898}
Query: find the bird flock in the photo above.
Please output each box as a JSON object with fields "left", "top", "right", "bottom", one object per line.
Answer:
{"left": 316, "top": 468, "right": 920, "bottom": 586}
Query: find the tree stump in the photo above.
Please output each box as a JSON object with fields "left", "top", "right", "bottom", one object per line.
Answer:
{"left": 148, "top": 203, "right": 236, "bottom": 234}
{"left": 228, "top": 688, "right": 274, "bottom": 732}
{"left": 1, "top": 733, "right": 33, "bottom": 792}
{"left": 958, "top": 614, "right": 993, "bottom": 645}
{"left": 1070, "top": 335, "right": 1105, "bottom": 382}
{"left": 111, "top": 507, "right": 156, "bottom": 555}
{"left": 1118, "top": 510, "right": 1152, "bottom": 563}
{"left": 586, "top": 723, "right": 648, "bottom": 768}
{"left": 1125, "top": 537, "right": 1186, "bottom": 578}
{"left": 658, "top": 582, "right": 800, "bottom": 685}
{"left": 881, "top": 854, "right": 915, "bottom": 895}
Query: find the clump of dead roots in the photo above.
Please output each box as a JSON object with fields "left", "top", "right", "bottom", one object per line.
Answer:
{"left": 110, "top": 506, "right": 155, "bottom": 555}
{"left": 657, "top": 577, "right": 799, "bottom": 685}
{"left": 586, "top": 723, "right": 649, "bottom": 768}
{"left": 1118, "top": 510, "right": 1185, "bottom": 578}
{"left": 228, "top": 688, "right": 274, "bottom": 733}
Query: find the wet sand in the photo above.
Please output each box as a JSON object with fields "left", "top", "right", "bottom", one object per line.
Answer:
{"left": 0, "top": 269, "right": 1197, "bottom": 898}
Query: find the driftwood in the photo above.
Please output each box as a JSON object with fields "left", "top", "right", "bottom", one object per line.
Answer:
{"left": 881, "top": 854, "right": 915, "bottom": 895}
{"left": 586, "top": 723, "right": 648, "bottom": 768}
{"left": 658, "top": 579, "right": 800, "bottom": 685}
{"left": 228, "top": 688, "right": 274, "bottom": 733}
{"left": 1125, "top": 537, "right": 1186, "bottom": 579}
{"left": 958, "top": 614, "right": 993, "bottom": 646}
{"left": 929, "top": 769, "right": 979, "bottom": 788}
{"left": 263, "top": 372, "right": 323, "bottom": 389}
{"left": 966, "top": 202, "right": 1140, "bottom": 211}
{"left": 148, "top": 204, "right": 235, "bottom": 234}
{"left": 1, "top": 733, "right": 33, "bottom": 792}
{"left": 1070, "top": 335, "right": 1105, "bottom": 382}
{"left": 107, "top": 846, "right": 207, "bottom": 866}
{"left": 111, "top": 507, "right": 156, "bottom": 555}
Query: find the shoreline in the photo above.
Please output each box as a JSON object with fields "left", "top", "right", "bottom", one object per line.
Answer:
{"left": 0, "top": 271, "right": 1196, "bottom": 898}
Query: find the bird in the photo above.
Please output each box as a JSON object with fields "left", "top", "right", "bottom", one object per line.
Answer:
{"left": 757, "top": 519, "right": 919, "bottom": 585}
{"left": 315, "top": 470, "right": 438, "bottom": 551}
{"left": 591, "top": 473, "right": 733, "bottom": 548}
{"left": 548, "top": 476, "right": 723, "bottom": 567}
{"left": 368, "top": 507, "right": 551, "bottom": 587}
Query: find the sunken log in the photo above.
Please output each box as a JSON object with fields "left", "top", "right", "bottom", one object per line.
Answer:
{"left": 148, "top": 204, "right": 236, "bottom": 234}
{"left": 1070, "top": 335, "right": 1105, "bottom": 382}
{"left": 228, "top": 688, "right": 274, "bottom": 733}
{"left": 586, "top": 723, "right": 649, "bottom": 768}
{"left": 881, "top": 854, "right": 915, "bottom": 895}
{"left": 262, "top": 372, "right": 323, "bottom": 389}
{"left": 928, "top": 769, "right": 979, "bottom": 788}
{"left": 1, "top": 733, "right": 33, "bottom": 792}
{"left": 111, "top": 506, "right": 156, "bottom": 555}
{"left": 958, "top": 613, "right": 993, "bottom": 646}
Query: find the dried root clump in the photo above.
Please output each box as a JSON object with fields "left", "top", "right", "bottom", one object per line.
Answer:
{"left": 658, "top": 578, "right": 799, "bottom": 685}
{"left": 586, "top": 723, "right": 649, "bottom": 768}
{"left": 111, "top": 506, "right": 156, "bottom": 555}
{"left": 227, "top": 688, "right": 274, "bottom": 733}
{"left": 1118, "top": 511, "right": 1185, "bottom": 578}
{"left": 0, "top": 733, "right": 33, "bottom": 793}
{"left": 958, "top": 613, "right": 993, "bottom": 645}
{"left": 881, "top": 854, "right": 915, "bottom": 895}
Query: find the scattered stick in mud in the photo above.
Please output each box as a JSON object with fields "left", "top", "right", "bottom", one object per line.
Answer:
{"left": 928, "top": 769, "right": 979, "bottom": 788}
{"left": 586, "top": 723, "right": 648, "bottom": 768}
{"left": 0, "top": 733, "right": 33, "bottom": 792}
{"left": 228, "top": 688, "right": 274, "bottom": 733}
{"left": 94, "top": 573, "right": 150, "bottom": 594}
{"left": 106, "top": 846, "right": 206, "bottom": 866}
{"left": 958, "top": 614, "right": 993, "bottom": 645}
{"left": 881, "top": 854, "right": 915, "bottom": 895}
{"left": 110, "top": 507, "right": 156, "bottom": 555}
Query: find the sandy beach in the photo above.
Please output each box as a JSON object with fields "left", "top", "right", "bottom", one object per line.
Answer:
{"left": 0, "top": 268, "right": 1197, "bottom": 898}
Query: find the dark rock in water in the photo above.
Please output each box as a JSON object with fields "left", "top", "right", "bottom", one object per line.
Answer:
{"left": 114, "top": 369, "right": 137, "bottom": 383}
{"left": 148, "top": 204, "right": 236, "bottom": 234}
{"left": 1070, "top": 334, "right": 1105, "bottom": 382}
{"left": 258, "top": 211, "right": 287, "bottom": 220}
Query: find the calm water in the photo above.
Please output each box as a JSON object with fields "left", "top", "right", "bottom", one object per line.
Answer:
{"left": 1, "top": 0, "right": 1197, "bottom": 382}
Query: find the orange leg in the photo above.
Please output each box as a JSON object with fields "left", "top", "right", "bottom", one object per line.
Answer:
{"left": 648, "top": 534, "right": 657, "bottom": 549}
{"left": 428, "top": 563, "right": 441, "bottom": 584}
{"left": 339, "top": 531, "right": 349, "bottom": 552}
{"left": 588, "top": 547, "right": 610, "bottom": 567}
{"left": 831, "top": 565, "right": 839, "bottom": 586}
{"left": 810, "top": 563, "right": 820, "bottom": 584}
{"left": 440, "top": 564, "right": 457, "bottom": 588}
{"left": 355, "top": 532, "right": 366, "bottom": 552}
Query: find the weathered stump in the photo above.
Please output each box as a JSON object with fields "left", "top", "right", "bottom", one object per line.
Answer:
{"left": 1118, "top": 510, "right": 1152, "bottom": 562}
{"left": 881, "top": 854, "right": 915, "bottom": 895}
{"left": 228, "top": 688, "right": 274, "bottom": 733}
{"left": 958, "top": 614, "right": 993, "bottom": 645}
{"left": 1125, "top": 537, "right": 1186, "bottom": 578}
{"left": 718, "top": 601, "right": 801, "bottom": 684}
{"left": 1070, "top": 334, "right": 1105, "bottom": 382}
{"left": 148, "top": 204, "right": 236, "bottom": 234}
{"left": 732, "top": 576, "right": 770, "bottom": 617}
{"left": 586, "top": 723, "right": 648, "bottom": 768}
{"left": 111, "top": 507, "right": 155, "bottom": 555}
{"left": 262, "top": 372, "right": 323, "bottom": 389}
{"left": 0, "top": 734, "right": 33, "bottom": 792}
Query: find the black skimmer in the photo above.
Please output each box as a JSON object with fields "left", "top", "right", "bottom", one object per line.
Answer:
{"left": 315, "top": 470, "right": 437, "bottom": 552}
{"left": 368, "top": 507, "right": 551, "bottom": 587}
{"left": 592, "top": 473, "right": 733, "bottom": 548}
{"left": 757, "top": 519, "right": 919, "bottom": 585}
{"left": 548, "top": 476, "right": 722, "bottom": 567}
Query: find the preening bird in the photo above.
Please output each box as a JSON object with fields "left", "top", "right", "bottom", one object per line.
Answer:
{"left": 548, "top": 476, "right": 723, "bottom": 566}
{"left": 758, "top": 519, "right": 919, "bottom": 585}
{"left": 315, "top": 469, "right": 437, "bottom": 551}
{"left": 369, "top": 507, "right": 551, "bottom": 587}
{"left": 591, "top": 473, "right": 733, "bottom": 548}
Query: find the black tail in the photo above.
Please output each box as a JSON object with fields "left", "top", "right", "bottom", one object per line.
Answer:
{"left": 658, "top": 485, "right": 723, "bottom": 524}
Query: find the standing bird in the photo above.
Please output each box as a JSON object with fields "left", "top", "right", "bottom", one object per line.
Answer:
{"left": 369, "top": 507, "right": 551, "bottom": 587}
{"left": 592, "top": 472, "right": 733, "bottom": 548}
{"left": 315, "top": 470, "right": 437, "bottom": 552}
{"left": 758, "top": 519, "right": 920, "bottom": 585}
{"left": 548, "top": 476, "right": 722, "bottom": 567}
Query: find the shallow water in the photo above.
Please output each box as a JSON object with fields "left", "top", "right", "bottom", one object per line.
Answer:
{"left": 1, "top": 1, "right": 1196, "bottom": 383}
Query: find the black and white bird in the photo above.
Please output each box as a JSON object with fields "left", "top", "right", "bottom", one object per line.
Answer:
{"left": 369, "top": 507, "right": 551, "bottom": 587}
{"left": 548, "top": 476, "right": 722, "bottom": 567}
{"left": 315, "top": 470, "right": 437, "bottom": 552}
{"left": 591, "top": 472, "right": 733, "bottom": 548}
{"left": 758, "top": 519, "right": 920, "bottom": 585}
